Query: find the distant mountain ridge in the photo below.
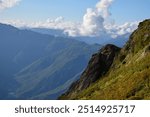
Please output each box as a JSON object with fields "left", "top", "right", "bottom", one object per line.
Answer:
{"left": 28, "top": 27, "right": 129, "bottom": 47}
{"left": 59, "top": 19, "right": 150, "bottom": 100}
{"left": 30, "top": 28, "right": 66, "bottom": 37}
{"left": 0, "top": 23, "right": 100, "bottom": 99}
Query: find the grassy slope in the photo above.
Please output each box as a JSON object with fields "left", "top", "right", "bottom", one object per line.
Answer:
{"left": 65, "top": 19, "right": 150, "bottom": 100}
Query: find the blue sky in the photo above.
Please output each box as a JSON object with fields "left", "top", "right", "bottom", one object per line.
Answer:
{"left": 0, "top": 0, "right": 149, "bottom": 24}
{"left": 1, "top": 0, "right": 98, "bottom": 22}
{"left": 111, "top": 0, "right": 150, "bottom": 24}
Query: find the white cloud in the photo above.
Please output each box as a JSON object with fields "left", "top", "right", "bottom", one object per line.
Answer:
{"left": 0, "top": 0, "right": 21, "bottom": 10}
{"left": 96, "top": 0, "right": 113, "bottom": 18}
{"left": 65, "top": 0, "right": 114, "bottom": 37}
{"left": 79, "top": 8, "right": 105, "bottom": 36}
{"left": 105, "top": 21, "right": 139, "bottom": 38}
{"left": 0, "top": 0, "right": 139, "bottom": 38}
{"left": 64, "top": 0, "right": 138, "bottom": 38}
{"left": 46, "top": 16, "right": 64, "bottom": 24}
{"left": 0, "top": 17, "right": 78, "bottom": 30}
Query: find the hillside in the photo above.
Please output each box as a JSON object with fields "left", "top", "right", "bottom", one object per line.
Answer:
{"left": 59, "top": 19, "right": 150, "bottom": 100}
{"left": 0, "top": 23, "right": 99, "bottom": 99}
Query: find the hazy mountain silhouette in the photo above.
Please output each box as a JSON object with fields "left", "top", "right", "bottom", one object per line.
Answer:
{"left": 0, "top": 23, "right": 99, "bottom": 99}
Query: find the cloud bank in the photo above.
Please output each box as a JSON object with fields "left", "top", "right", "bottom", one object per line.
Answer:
{"left": 65, "top": 0, "right": 114, "bottom": 37}
{"left": 105, "top": 21, "right": 139, "bottom": 38}
{"left": 64, "top": 0, "right": 138, "bottom": 38}
{"left": 0, "top": 0, "right": 138, "bottom": 38}
{"left": 65, "top": 0, "right": 138, "bottom": 38}
{"left": 0, "top": 0, "right": 20, "bottom": 10}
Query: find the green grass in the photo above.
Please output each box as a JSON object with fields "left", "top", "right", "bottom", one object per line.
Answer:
{"left": 61, "top": 19, "right": 150, "bottom": 100}
{"left": 75, "top": 47, "right": 150, "bottom": 100}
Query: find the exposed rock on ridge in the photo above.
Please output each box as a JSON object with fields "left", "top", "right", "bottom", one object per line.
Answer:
{"left": 60, "top": 44, "right": 120, "bottom": 99}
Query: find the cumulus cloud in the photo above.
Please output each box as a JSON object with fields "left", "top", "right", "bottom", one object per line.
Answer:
{"left": 79, "top": 8, "right": 105, "bottom": 36}
{"left": 96, "top": 0, "right": 113, "bottom": 18}
{"left": 0, "top": 0, "right": 21, "bottom": 10}
{"left": 65, "top": 0, "right": 114, "bottom": 37}
{"left": 64, "top": 0, "right": 138, "bottom": 38}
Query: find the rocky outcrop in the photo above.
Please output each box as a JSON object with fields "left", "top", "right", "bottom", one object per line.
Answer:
{"left": 60, "top": 44, "right": 120, "bottom": 99}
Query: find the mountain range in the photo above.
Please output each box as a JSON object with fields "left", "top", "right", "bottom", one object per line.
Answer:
{"left": 0, "top": 23, "right": 99, "bottom": 99}
{"left": 30, "top": 28, "right": 129, "bottom": 47}
{"left": 1, "top": 19, "right": 149, "bottom": 100}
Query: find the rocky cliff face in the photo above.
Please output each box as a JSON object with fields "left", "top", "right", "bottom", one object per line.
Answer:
{"left": 60, "top": 44, "right": 120, "bottom": 99}
{"left": 59, "top": 19, "right": 150, "bottom": 100}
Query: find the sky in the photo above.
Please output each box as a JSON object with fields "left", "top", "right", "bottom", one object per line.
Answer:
{"left": 0, "top": 0, "right": 149, "bottom": 38}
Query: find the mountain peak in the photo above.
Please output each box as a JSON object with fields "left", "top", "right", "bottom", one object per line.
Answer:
{"left": 124, "top": 19, "right": 150, "bottom": 54}
{"left": 59, "top": 19, "right": 150, "bottom": 100}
